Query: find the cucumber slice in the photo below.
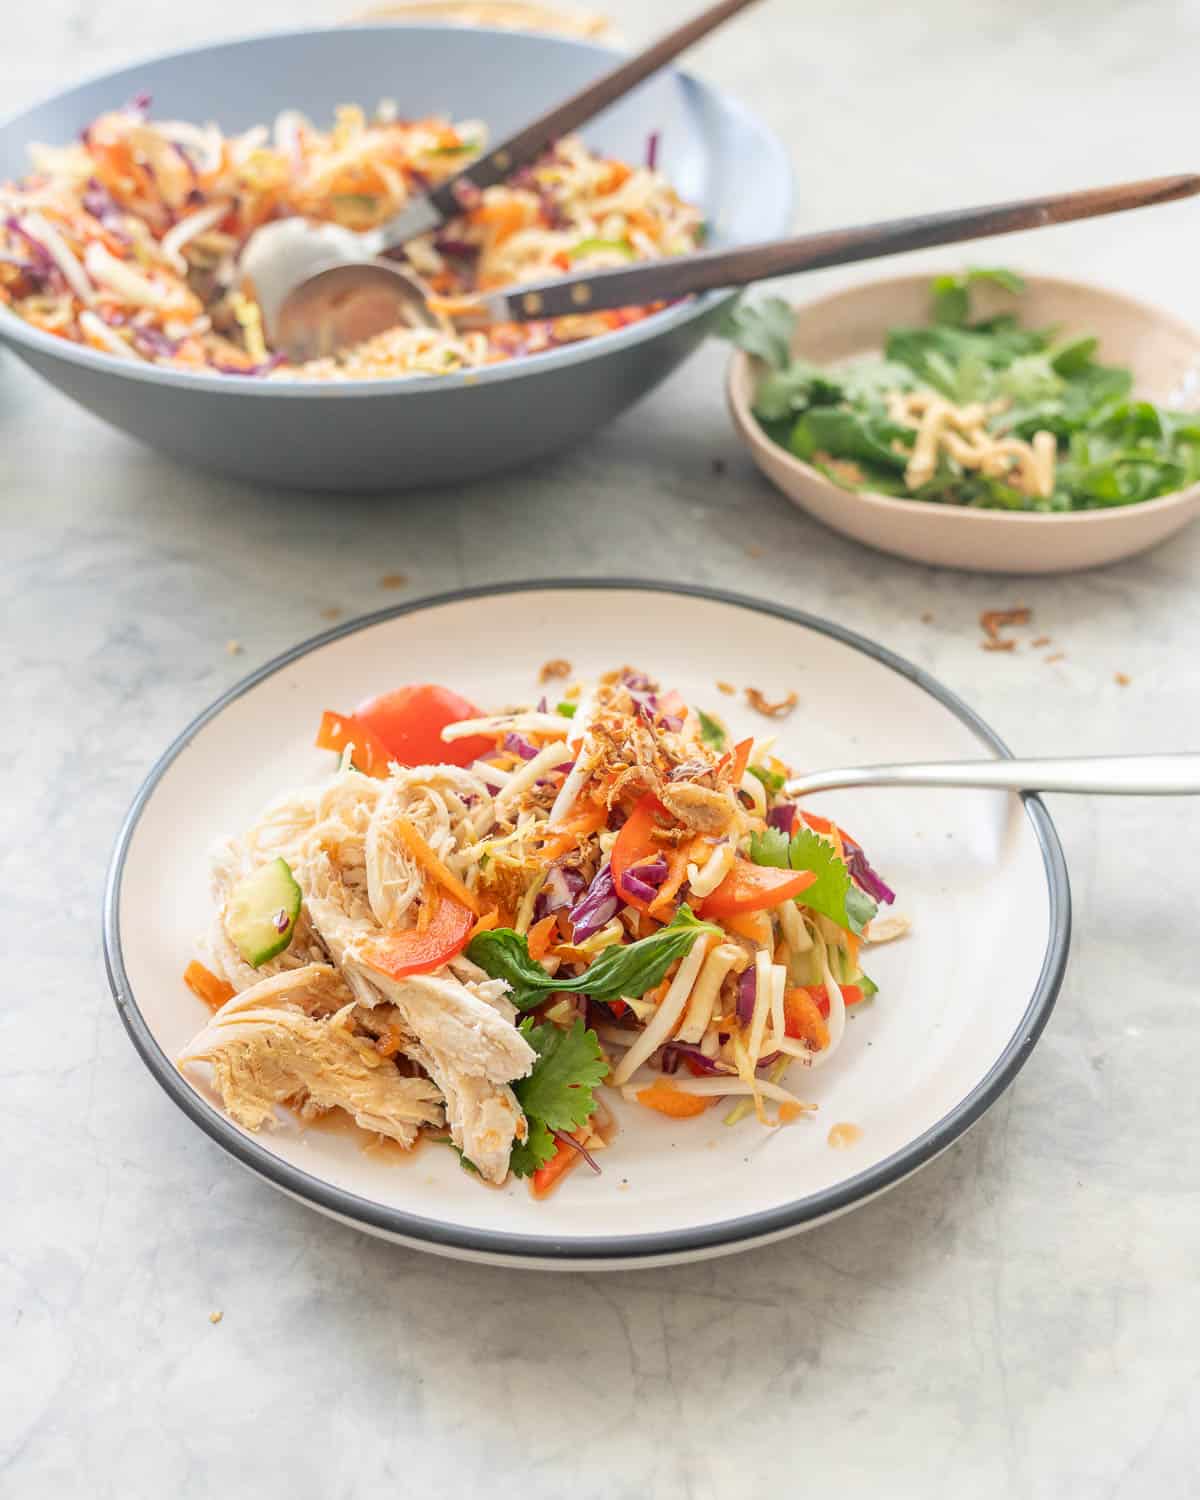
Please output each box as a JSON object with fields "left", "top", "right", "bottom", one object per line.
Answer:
{"left": 228, "top": 857, "right": 302, "bottom": 968}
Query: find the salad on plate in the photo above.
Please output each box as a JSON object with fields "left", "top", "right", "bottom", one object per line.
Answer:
{"left": 179, "top": 668, "right": 899, "bottom": 1197}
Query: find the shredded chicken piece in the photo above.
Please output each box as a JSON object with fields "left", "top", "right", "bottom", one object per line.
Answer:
{"left": 745, "top": 686, "right": 798, "bottom": 719}
{"left": 363, "top": 764, "right": 490, "bottom": 926}
{"left": 178, "top": 965, "right": 445, "bottom": 1144}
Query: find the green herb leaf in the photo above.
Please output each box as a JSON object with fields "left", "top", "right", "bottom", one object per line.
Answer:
{"left": 508, "top": 1018, "right": 607, "bottom": 1177}
{"left": 467, "top": 905, "right": 721, "bottom": 1010}
{"left": 749, "top": 826, "right": 877, "bottom": 935}
{"left": 749, "top": 764, "right": 786, "bottom": 794}
{"left": 697, "top": 710, "right": 727, "bottom": 751}
{"left": 719, "top": 296, "right": 796, "bottom": 370}
{"left": 791, "top": 408, "right": 913, "bottom": 473}
{"left": 556, "top": 700, "right": 578, "bottom": 719}
{"left": 931, "top": 267, "right": 1025, "bottom": 326}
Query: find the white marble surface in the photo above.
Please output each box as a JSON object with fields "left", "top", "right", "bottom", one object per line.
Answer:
{"left": 4, "top": 1, "right": 1200, "bottom": 1495}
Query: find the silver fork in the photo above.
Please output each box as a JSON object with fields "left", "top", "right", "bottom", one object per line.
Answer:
{"left": 784, "top": 753, "right": 1200, "bottom": 798}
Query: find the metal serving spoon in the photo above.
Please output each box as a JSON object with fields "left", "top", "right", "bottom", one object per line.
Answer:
{"left": 259, "top": 171, "right": 1200, "bottom": 364}
{"left": 240, "top": 0, "right": 763, "bottom": 350}
{"left": 784, "top": 753, "right": 1200, "bottom": 799}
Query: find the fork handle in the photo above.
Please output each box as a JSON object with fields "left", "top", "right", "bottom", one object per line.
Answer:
{"left": 785, "top": 754, "right": 1200, "bottom": 798}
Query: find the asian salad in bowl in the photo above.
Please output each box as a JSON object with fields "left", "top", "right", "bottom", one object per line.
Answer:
{"left": 0, "top": 93, "right": 703, "bottom": 380}
{"left": 179, "top": 668, "right": 899, "bottom": 1199}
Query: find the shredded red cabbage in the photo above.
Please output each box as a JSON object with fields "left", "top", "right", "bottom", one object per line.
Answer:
{"left": 569, "top": 865, "right": 620, "bottom": 940}
{"left": 766, "top": 803, "right": 796, "bottom": 835}
{"left": 535, "top": 864, "right": 585, "bottom": 920}
{"left": 431, "top": 237, "right": 479, "bottom": 260}
{"left": 661, "top": 1043, "right": 733, "bottom": 1076}
{"left": 842, "top": 835, "right": 895, "bottom": 905}
{"left": 82, "top": 181, "right": 130, "bottom": 239}
{"left": 646, "top": 131, "right": 660, "bottom": 170}
{"left": 617, "top": 855, "right": 669, "bottom": 904}
{"left": 502, "top": 731, "right": 538, "bottom": 761}
{"left": 737, "top": 967, "right": 756, "bottom": 1024}
{"left": 549, "top": 1127, "right": 602, "bottom": 1174}
{"left": 131, "top": 326, "right": 182, "bottom": 358}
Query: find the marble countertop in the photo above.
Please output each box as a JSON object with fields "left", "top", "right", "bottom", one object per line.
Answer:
{"left": 4, "top": 1, "right": 1200, "bottom": 1494}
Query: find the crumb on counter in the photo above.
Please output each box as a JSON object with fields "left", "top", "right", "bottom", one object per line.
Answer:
{"left": 716, "top": 680, "right": 736, "bottom": 696}
{"left": 209, "top": 1310, "right": 223, "bottom": 1325}
{"left": 920, "top": 611, "right": 934, "bottom": 624}
{"left": 711, "top": 457, "right": 726, "bottom": 476}
{"left": 226, "top": 640, "right": 243, "bottom": 656}
{"left": 1031, "top": 635, "right": 1051, "bottom": 648}
{"left": 980, "top": 605, "right": 1031, "bottom": 650}
{"left": 379, "top": 573, "right": 409, "bottom": 590}
{"left": 320, "top": 606, "right": 344, "bottom": 621}
{"left": 746, "top": 686, "right": 798, "bottom": 718}
{"left": 539, "top": 658, "right": 572, "bottom": 682}
{"left": 1115, "top": 672, "right": 1131, "bottom": 686}
{"left": 1045, "top": 652, "right": 1066, "bottom": 664}
{"left": 746, "top": 544, "right": 764, "bottom": 559}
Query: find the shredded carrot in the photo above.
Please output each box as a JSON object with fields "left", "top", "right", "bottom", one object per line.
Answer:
{"left": 723, "top": 908, "right": 772, "bottom": 945}
{"left": 539, "top": 803, "right": 606, "bottom": 862}
{"left": 183, "top": 961, "right": 234, "bottom": 1012}
{"left": 784, "top": 986, "right": 830, "bottom": 1051}
{"left": 527, "top": 914, "right": 558, "bottom": 961}
{"left": 468, "top": 908, "right": 500, "bottom": 940}
{"left": 636, "top": 1081, "right": 711, "bottom": 1118}
{"left": 395, "top": 820, "right": 479, "bottom": 914}
{"left": 647, "top": 839, "right": 701, "bottom": 918}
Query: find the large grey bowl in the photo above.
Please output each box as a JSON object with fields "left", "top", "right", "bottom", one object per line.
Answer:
{"left": 0, "top": 25, "right": 793, "bottom": 490}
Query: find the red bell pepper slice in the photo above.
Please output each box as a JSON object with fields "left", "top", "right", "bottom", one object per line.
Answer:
{"left": 360, "top": 897, "right": 474, "bottom": 978}
{"left": 698, "top": 861, "right": 816, "bottom": 917}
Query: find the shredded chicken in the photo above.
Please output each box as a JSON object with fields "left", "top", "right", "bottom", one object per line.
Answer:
{"left": 178, "top": 965, "right": 445, "bottom": 1144}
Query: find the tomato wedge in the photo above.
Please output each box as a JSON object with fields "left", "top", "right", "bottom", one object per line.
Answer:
{"left": 355, "top": 684, "right": 495, "bottom": 768}
{"left": 315, "top": 709, "right": 395, "bottom": 778}
{"left": 609, "top": 793, "right": 668, "bottom": 912}
{"left": 360, "top": 897, "right": 474, "bottom": 978}
{"left": 698, "top": 860, "right": 816, "bottom": 917}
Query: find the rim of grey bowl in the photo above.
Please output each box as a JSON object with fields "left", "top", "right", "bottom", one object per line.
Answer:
{"left": 727, "top": 268, "right": 1200, "bottom": 526}
{"left": 0, "top": 23, "right": 795, "bottom": 399}
{"left": 102, "top": 579, "right": 1071, "bottom": 1266}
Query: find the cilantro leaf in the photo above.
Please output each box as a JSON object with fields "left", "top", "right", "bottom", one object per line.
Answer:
{"left": 509, "top": 1119, "right": 556, "bottom": 1178}
{"left": 556, "top": 700, "right": 578, "bottom": 718}
{"left": 749, "top": 826, "right": 790, "bottom": 868}
{"left": 508, "top": 1018, "right": 607, "bottom": 1178}
{"left": 718, "top": 296, "right": 796, "bottom": 370}
{"left": 467, "top": 905, "right": 721, "bottom": 1010}
{"left": 697, "top": 710, "right": 727, "bottom": 751}
{"left": 749, "top": 826, "right": 878, "bottom": 935}
{"left": 931, "top": 267, "right": 1025, "bottom": 326}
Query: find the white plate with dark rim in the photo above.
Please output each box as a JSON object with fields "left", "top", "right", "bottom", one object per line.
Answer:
{"left": 103, "top": 582, "right": 1070, "bottom": 1269}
